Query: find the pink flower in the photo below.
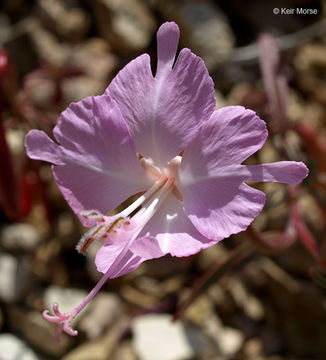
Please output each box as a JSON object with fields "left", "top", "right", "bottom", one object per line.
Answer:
{"left": 25, "top": 22, "right": 308, "bottom": 340}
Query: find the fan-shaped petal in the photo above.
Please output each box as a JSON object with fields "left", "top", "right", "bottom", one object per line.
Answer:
{"left": 180, "top": 178, "right": 266, "bottom": 241}
{"left": 179, "top": 106, "right": 268, "bottom": 183}
{"left": 25, "top": 95, "right": 149, "bottom": 224}
{"left": 106, "top": 22, "right": 215, "bottom": 168}
{"left": 178, "top": 105, "right": 308, "bottom": 241}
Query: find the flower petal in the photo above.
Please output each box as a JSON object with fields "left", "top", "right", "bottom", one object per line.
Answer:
{"left": 106, "top": 22, "right": 215, "bottom": 167}
{"left": 242, "top": 161, "right": 309, "bottom": 184}
{"left": 95, "top": 241, "right": 140, "bottom": 277}
{"left": 95, "top": 237, "right": 165, "bottom": 277}
{"left": 25, "top": 130, "right": 64, "bottom": 165}
{"left": 135, "top": 194, "right": 217, "bottom": 257}
{"left": 179, "top": 106, "right": 268, "bottom": 183}
{"left": 180, "top": 177, "right": 266, "bottom": 240}
{"left": 178, "top": 104, "right": 308, "bottom": 240}
{"left": 95, "top": 193, "right": 214, "bottom": 274}
{"left": 179, "top": 162, "right": 309, "bottom": 188}
{"left": 25, "top": 96, "right": 149, "bottom": 224}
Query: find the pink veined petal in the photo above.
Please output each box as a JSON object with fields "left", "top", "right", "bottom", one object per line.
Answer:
{"left": 95, "top": 237, "right": 165, "bottom": 277}
{"left": 241, "top": 161, "right": 309, "bottom": 184}
{"left": 25, "top": 95, "right": 149, "bottom": 225}
{"left": 179, "top": 106, "right": 268, "bottom": 182}
{"left": 156, "top": 21, "right": 179, "bottom": 75}
{"left": 135, "top": 194, "right": 217, "bottom": 257}
{"left": 179, "top": 161, "right": 308, "bottom": 241}
{"left": 178, "top": 162, "right": 309, "bottom": 188}
{"left": 179, "top": 175, "right": 266, "bottom": 241}
{"left": 178, "top": 105, "right": 308, "bottom": 239}
{"left": 106, "top": 21, "right": 215, "bottom": 168}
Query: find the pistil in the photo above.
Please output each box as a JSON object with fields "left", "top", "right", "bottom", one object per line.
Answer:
{"left": 43, "top": 159, "right": 178, "bottom": 342}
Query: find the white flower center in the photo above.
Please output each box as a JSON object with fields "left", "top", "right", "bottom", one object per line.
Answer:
{"left": 77, "top": 156, "right": 182, "bottom": 253}
{"left": 140, "top": 155, "right": 181, "bottom": 182}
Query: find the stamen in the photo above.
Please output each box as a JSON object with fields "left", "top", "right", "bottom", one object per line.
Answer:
{"left": 77, "top": 178, "right": 167, "bottom": 253}
{"left": 107, "top": 217, "right": 124, "bottom": 232}
{"left": 77, "top": 223, "right": 106, "bottom": 254}
{"left": 77, "top": 217, "right": 124, "bottom": 254}
{"left": 80, "top": 209, "right": 104, "bottom": 221}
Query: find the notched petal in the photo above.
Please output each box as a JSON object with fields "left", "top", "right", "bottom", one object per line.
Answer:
{"left": 106, "top": 22, "right": 216, "bottom": 167}
{"left": 156, "top": 21, "right": 180, "bottom": 74}
{"left": 26, "top": 95, "right": 149, "bottom": 225}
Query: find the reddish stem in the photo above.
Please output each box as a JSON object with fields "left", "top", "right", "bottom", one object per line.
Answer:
{"left": 291, "top": 201, "right": 319, "bottom": 259}
{"left": 0, "top": 50, "right": 20, "bottom": 220}
{"left": 246, "top": 225, "right": 296, "bottom": 255}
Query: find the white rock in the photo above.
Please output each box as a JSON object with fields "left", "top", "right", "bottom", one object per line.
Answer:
{"left": 216, "top": 327, "right": 244, "bottom": 356}
{"left": 93, "top": 0, "right": 156, "bottom": 52}
{"left": 25, "top": 18, "right": 70, "bottom": 68}
{"left": 62, "top": 76, "right": 106, "bottom": 103}
{"left": 0, "top": 334, "right": 39, "bottom": 360}
{"left": 70, "top": 38, "right": 116, "bottom": 81}
{"left": 202, "top": 313, "right": 244, "bottom": 356}
{"left": 5, "top": 129, "right": 26, "bottom": 171}
{"left": 132, "top": 314, "right": 195, "bottom": 360}
{"left": 79, "top": 292, "right": 122, "bottom": 339}
{"left": 180, "top": 1, "right": 234, "bottom": 70}
{"left": 0, "top": 253, "right": 30, "bottom": 302}
{"left": 1, "top": 223, "right": 42, "bottom": 252}
{"left": 37, "top": 0, "right": 90, "bottom": 42}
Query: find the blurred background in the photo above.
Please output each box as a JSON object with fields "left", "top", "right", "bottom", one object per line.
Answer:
{"left": 0, "top": 0, "right": 326, "bottom": 359}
